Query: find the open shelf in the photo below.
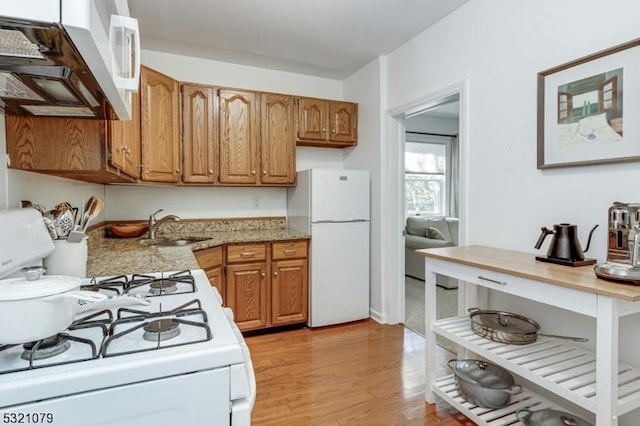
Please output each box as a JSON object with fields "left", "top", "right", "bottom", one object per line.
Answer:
{"left": 433, "top": 316, "right": 640, "bottom": 416}
{"left": 434, "top": 374, "right": 564, "bottom": 426}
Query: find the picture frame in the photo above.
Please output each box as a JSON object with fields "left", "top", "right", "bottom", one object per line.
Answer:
{"left": 537, "top": 38, "right": 640, "bottom": 169}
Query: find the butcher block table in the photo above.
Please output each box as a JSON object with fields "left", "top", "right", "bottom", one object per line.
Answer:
{"left": 417, "top": 245, "right": 640, "bottom": 426}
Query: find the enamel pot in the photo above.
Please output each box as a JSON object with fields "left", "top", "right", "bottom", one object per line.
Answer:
{"left": 447, "top": 359, "right": 522, "bottom": 408}
{"left": 0, "top": 274, "right": 107, "bottom": 344}
{"left": 516, "top": 408, "right": 593, "bottom": 426}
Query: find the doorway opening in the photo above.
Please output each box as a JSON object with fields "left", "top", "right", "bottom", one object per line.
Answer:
{"left": 403, "top": 98, "right": 460, "bottom": 338}
{"left": 383, "top": 81, "right": 468, "bottom": 333}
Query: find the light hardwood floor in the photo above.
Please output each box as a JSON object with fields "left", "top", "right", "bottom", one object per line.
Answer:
{"left": 245, "top": 320, "right": 473, "bottom": 425}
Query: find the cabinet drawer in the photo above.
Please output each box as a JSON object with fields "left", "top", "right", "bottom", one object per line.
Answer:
{"left": 426, "top": 257, "right": 598, "bottom": 317}
{"left": 227, "top": 243, "right": 266, "bottom": 263}
{"left": 194, "top": 246, "right": 223, "bottom": 269}
{"left": 272, "top": 241, "right": 307, "bottom": 260}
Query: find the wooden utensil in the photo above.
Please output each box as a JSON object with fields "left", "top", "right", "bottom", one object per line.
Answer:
{"left": 82, "top": 198, "right": 104, "bottom": 232}
{"left": 81, "top": 196, "right": 98, "bottom": 229}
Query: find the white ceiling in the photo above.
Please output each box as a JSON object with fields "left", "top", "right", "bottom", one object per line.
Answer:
{"left": 128, "top": 0, "right": 470, "bottom": 79}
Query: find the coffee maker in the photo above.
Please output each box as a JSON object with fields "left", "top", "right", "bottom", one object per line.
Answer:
{"left": 594, "top": 202, "right": 640, "bottom": 284}
{"left": 607, "top": 202, "right": 640, "bottom": 265}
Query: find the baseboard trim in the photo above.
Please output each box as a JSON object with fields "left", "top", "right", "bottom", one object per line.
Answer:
{"left": 369, "top": 308, "right": 384, "bottom": 324}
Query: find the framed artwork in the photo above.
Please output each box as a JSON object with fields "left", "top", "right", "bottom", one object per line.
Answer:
{"left": 537, "top": 38, "right": 640, "bottom": 168}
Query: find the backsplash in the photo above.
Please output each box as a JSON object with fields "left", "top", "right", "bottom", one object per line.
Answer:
{"left": 88, "top": 216, "right": 287, "bottom": 243}
{"left": 152, "top": 217, "right": 287, "bottom": 235}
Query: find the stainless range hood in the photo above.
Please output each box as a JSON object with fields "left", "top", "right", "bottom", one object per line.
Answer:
{"left": 0, "top": 19, "right": 108, "bottom": 117}
{"left": 0, "top": 1, "right": 140, "bottom": 120}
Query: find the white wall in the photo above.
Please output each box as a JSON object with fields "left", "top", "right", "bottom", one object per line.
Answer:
{"left": 405, "top": 114, "right": 458, "bottom": 135}
{"left": 5, "top": 49, "right": 345, "bottom": 221}
{"left": 386, "top": 0, "right": 640, "bottom": 259}
{"left": 343, "top": 57, "right": 384, "bottom": 321}
{"left": 371, "top": 0, "right": 640, "bottom": 422}
{"left": 141, "top": 49, "right": 343, "bottom": 98}
{"left": 7, "top": 170, "right": 106, "bottom": 221}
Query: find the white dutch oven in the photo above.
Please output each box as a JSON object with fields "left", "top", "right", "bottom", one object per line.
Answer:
{"left": 0, "top": 274, "right": 107, "bottom": 344}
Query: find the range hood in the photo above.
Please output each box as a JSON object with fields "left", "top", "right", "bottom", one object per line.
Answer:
{"left": 0, "top": 1, "right": 140, "bottom": 119}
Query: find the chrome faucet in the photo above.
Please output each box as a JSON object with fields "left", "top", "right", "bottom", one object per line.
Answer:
{"left": 148, "top": 209, "right": 180, "bottom": 239}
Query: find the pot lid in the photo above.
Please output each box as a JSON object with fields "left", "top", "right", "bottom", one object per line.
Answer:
{"left": 0, "top": 275, "right": 81, "bottom": 300}
{"left": 449, "top": 359, "right": 514, "bottom": 389}
{"left": 471, "top": 309, "right": 539, "bottom": 334}
{"left": 517, "top": 408, "right": 593, "bottom": 426}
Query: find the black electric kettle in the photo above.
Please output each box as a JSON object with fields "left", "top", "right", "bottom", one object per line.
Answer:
{"left": 535, "top": 223, "right": 598, "bottom": 261}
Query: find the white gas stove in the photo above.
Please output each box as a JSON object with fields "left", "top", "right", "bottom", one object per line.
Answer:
{"left": 0, "top": 210, "right": 255, "bottom": 426}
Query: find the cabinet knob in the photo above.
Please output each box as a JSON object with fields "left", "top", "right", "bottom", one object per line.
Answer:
{"left": 261, "top": 272, "right": 266, "bottom": 277}
{"left": 175, "top": 169, "right": 180, "bottom": 173}
{"left": 322, "top": 128, "right": 326, "bottom": 132}
{"left": 262, "top": 170, "right": 267, "bottom": 175}
{"left": 331, "top": 129, "right": 336, "bottom": 133}
{"left": 209, "top": 169, "right": 214, "bottom": 174}
{"left": 273, "top": 271, "right": 278, "bottom": 276}
{"left": 251, "top": 170, "right": 256, "bottom": 175}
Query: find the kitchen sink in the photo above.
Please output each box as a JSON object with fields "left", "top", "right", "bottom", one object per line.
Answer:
{"left": 148, "top": 237, "right": 208, "bottom": 247}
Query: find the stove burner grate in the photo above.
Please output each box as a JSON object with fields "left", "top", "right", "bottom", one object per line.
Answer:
{"left": 0, "top": 317, "right": 108, "bottom": 374}
{"left": 103, "top": 299, "right": 212, "bottom": 357}
{"left": 21, "top": 336, "right": 71, "bottom": 360}
{"left": 148, "top": 279, "right": 178, "bottom": 295}
{"left": 81, "top": 275, "right": 128, "bottom": 296}
{"left": 143, "top": 319, "right": 181, "bottom": 341}
{"left": 127, "top": 270, "right": 195, "bottom": 296}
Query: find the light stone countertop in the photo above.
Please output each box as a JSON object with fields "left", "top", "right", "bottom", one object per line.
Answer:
{"left": 87, "top": 226, "right": 310, "bottom": 277}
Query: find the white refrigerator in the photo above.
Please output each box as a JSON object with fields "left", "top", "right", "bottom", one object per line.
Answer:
{"left": 287, "top": 169, "right": 370, "bottom": 327}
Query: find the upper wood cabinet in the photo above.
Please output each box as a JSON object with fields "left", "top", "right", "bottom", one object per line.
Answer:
{"left": 140, "top": 66, "right": 180, "bottom": 183}
{"left": 218, "top": 88, "right": 260, "bottom": 185}
{"left": 297, "top": 97, "right": 327, "bottom": 141}
{"left": 5, "top": 115, "right": 136, "bottom": 184}
{"left": 218, "top": 89, "right": 296, "bottom": 186}
{"left": 261, "top": 93, "right": 296, "bottom": 185}
{"left": 296, "top": 97, "right": 357, "bottom": 148}
{"left": 110, "top": 91, "right": 141, "bottom": 179}
{"left": 5, "top": 64, "right": 350, "bottom": 186}
{"left": 181, "top": 84, "right": 217, "bottom": 184}
{"left": 329, "top": 101, "right": 358, "bottom": 144}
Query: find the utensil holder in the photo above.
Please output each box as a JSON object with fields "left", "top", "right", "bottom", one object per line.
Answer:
{"left": 43, "top": 237, "right": 88, "bottom": 278}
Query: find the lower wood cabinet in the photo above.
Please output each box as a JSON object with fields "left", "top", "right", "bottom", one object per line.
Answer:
{"left": 195, "top": 239, "right": 309, "bottom": 332}
{"left": 271, "top": 258, "right": 308, "bottom": 326}
{"left": 194, "top": 246, "right": 224, "bottom": 300}
{"left": 226, "top": 261, "right": 269, "bottom": 331}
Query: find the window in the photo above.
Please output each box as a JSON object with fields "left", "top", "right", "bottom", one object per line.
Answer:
{"left": 405, "top": 140, "right": 447, "bottom": 216}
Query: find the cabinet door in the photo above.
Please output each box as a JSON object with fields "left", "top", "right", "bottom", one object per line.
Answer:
{"left": 225, "top": 262, "right": 268, "bottom": 331}
{"left": 195, "top": 246, "right": 224, "bottom": 302}
{"left": 218, "top": 89, "right": 259, "bottom": 185}
{"left": 271, "top": 259, "right": 308, "bottom": 326}
{"left": 328, "top": 101, "right": 357, "bottom": 144}
{"left": 5, "top": 116, "right": 134, "bottom": 184}
{"left": 297, "top": 97, "right": 327, "bottom": 141}
{"left": 205, "top": 266, "right": 224, "bottom": 303}
{"left": 261, "top": 93, "right": 295, "bottom": 185}
{"left": 140, "top": 66, "right": 180, "bottom": 182}
{"left": 181, "top": 84, "right": 216, "bottom": 184}
{"left": 7, "top": 116, "right": 106, "bottom": 171}
{"left": 110, "top": 91, "right": 141, "bottom": 179}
